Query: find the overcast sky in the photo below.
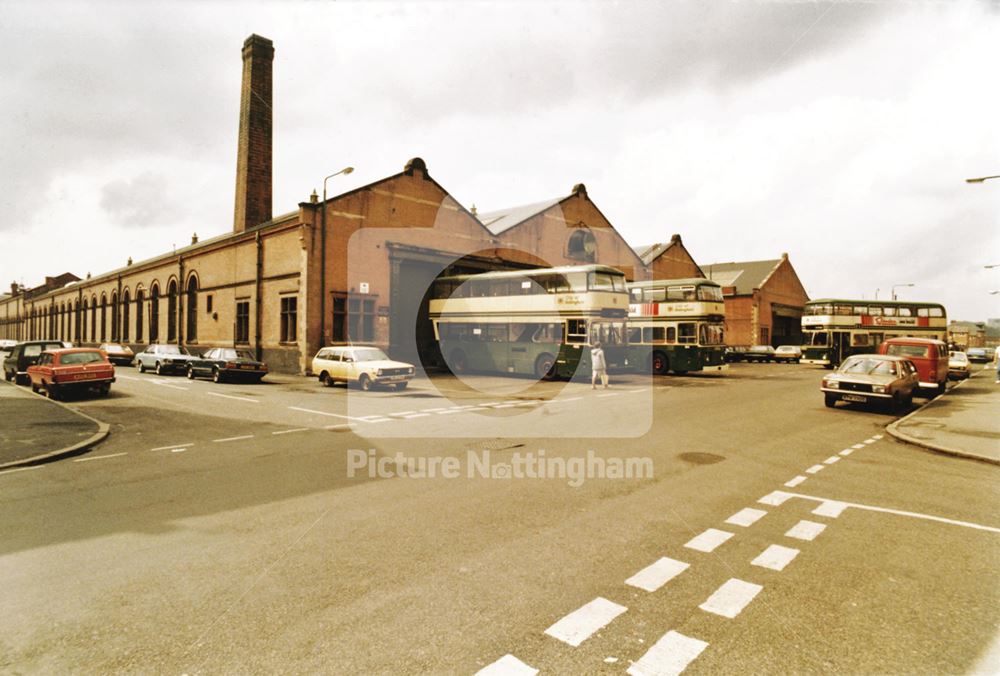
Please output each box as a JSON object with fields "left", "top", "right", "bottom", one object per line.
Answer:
{"left": 2, "top": 0, "right": 998, "bottom": 321}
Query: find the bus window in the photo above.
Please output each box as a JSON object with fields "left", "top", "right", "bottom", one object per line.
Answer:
{"left": 700, "top": 324, "right": 725, "bottom": 345}
{"left": 647, "top": 287, "right": 666, "bottom": 302}
{"left": 898, "top": 307, "right": 912, "bottom": 317}
{"left": 567, "top": 319, "right": 587, "bottom": 344}
{"left": 627, "top": 326, "right": 642, "bottom": 344}
{"left": 929, "top": 307, "right": 943, "bottom": 317}
{"left": 666, "top": 326, "right": 677, "bottom": 343}
{"left": 630, "top": 289, "right": 643, "bottom": 302}
{"left": 697, "top": 286, "right": 723, "bottom": 302}
{"left": 678, "top": 322, "right": 697, "bottom": 344}
{"left": 852, "top": 333, "right": 870, "bottom": 347}
{"left": 589, "top": 272, "right": 617, "bottom": 292}
{"left": 917, "top": 307, "right": 928, "bottom": 317}
{"left": 566, "top": 272, "right": 588, "bottom": 292}
{"left": 642, "top": 326, "right": 665, "bottom": 344}
{"left": 809, "top": 332, "right": 829, "bottom": 346}
{"left": 853, "top": 306, "right": 867, "bottom": 315}
{"left": 486, "top": 325, "right": 507, "bottom": 342}
{"left": 869, "top": 306, "right": 882, "bottom": 316}
{"left": 834, "top": 304, "right": 853, "bottom": 315}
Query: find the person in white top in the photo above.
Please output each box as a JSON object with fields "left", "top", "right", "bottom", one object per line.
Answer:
{"left": 591, "top": 341, "right": 608, "bottom": 389}
{"left": 994, "top": 344, "right": 1000, "bottom": 383}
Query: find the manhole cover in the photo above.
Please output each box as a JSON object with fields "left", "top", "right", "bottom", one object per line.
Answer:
{"left": 678, "top": 452, "right": 725, "bottom": 465}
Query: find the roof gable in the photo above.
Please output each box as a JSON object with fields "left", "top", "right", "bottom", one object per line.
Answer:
{"left": 703, "top": 258, "right": 783, "bottom": 295}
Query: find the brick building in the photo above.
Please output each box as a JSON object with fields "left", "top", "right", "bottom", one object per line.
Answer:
{"left": 632, "top": 234, "right": 704, "bottom": 280}
{"left": 703, "top": 254, "right": 809, "bottom": 347}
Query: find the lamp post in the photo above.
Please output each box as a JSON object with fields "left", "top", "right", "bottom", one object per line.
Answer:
{"left": 319, "top": 167, "right": 354, "bottom": 347}
{"left": 965, "top": 175, "right": 1000, "bottom": 184}
{"left": 891, "top": 283, "right": 914, "bottom": 301}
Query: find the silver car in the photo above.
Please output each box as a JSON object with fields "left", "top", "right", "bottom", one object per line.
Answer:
{"left": 821, "top": 354, "right": 919, "bottom": 412}
{"left": 134, "top": 344, "right": 199, "bottom": 375}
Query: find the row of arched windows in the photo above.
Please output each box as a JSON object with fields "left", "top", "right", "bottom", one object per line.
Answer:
{"left": 19, "top": 276, "right": 200, "bottom": 345}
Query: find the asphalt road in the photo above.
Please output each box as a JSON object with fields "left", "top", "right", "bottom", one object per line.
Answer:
{"left": 1, "top": 363, "right": 997, "bottom": 674}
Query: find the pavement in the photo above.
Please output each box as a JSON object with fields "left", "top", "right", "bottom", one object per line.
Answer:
{"left": 888, "top": 365, "right": 1000, "bottom": 464}
{"left": 0, "top": 380, "right": 109, "bottom": 469}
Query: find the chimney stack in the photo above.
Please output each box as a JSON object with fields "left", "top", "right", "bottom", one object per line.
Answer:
{"left": 233, "top": 34, "right": 274, "bottom": 233}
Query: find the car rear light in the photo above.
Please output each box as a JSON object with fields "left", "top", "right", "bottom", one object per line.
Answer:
{"left": 225, "top": 362, "right": 238, "bottom": 369}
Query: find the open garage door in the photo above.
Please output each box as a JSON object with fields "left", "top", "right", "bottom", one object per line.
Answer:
{"left": 771, "top": 303, "right": 803, "bottom": 346}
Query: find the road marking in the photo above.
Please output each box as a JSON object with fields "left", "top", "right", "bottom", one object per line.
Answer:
{"left": 823, "top": 456, "right": 840, "bottom": 465}
{"left": 213, "top": 435, "right": 254, "bottom": 443}
{"left": 725, "top": 507, "right": 767, "bottom": 528}
{"left": 597, "top": 392, "right": 621, "bottom": 398}
{"left": 684, "top": 528, "right": 734, "bottom": 553}
{"left": 0, "top": 465, "right": 43, "bottom": 476}
{"left": 851, "top": 443, "right": 865, "bottom": 449}
{"left": 401, "top": 413, "right": 430, "bottom": 419}
{"left": 476, "top": 654, "right": 538, "bottom": 676}
{"left": 812, "top": 500, "right": 849, "bottom": 518}
{"left": 543, "top": 597, "right": 628, "bottom": 647}
{"left": 272, "top": 428, "right": 308, "bottom": 435}
{"left": 839, "top": 448, "right": 854, "bottom": 456}
{"left": 116, "top": 375, "right": 140, "bottom": 381}
{"left": 784, "top": 476, "right": 807, "bottom": 488}
{"left": 625, "top": 557, "right": 690, "bottom": 592}
{"left": 785, "top": 520, "right": 827, "bottom": 541}
{"left": 391, "top": 411, "right": 417, "bottom": 417}
{"left": 324, "top": 424, "right": 351, "bottom": 430}
{"left": 805, "top": 464, "right": 825, "bottom": 474}
{"left": 758, "top": 490, "right": 793, "bottom": 506}
{"left": 873, "top": 434, "right": 883, "bottom": 439}
{"left": 74, "top": 452, "right": 127, "bottom": 463}
{"left": 699, "top": 579, "right": 762, "bottom": 619}
{"left": 627, "top": 630, "right": 708, "bottom": 676}
{"left": 288, "top": 406, "right": 362, "bottom": 421}
{"left": 421, "top": 407, "right": 451, "bottom": 413}
{"left": 558, "top": 396, "right": 583, "bottom": 403}
{"left": 206, "top": 392, "right": 259, "bottom": 403}
{"left": 357, "top": 415, "right": 393, "bottom": 423}
{"left": 783, "top": 492, "right": 1000, "bottom": 533}
{"left": 751, "top": 544, "right": 800, "bottom": 571}
{"left": 151, "top": 443, "right": 194, "bottom": 451}
{"left": 171, "top": 448, "right": 188, "bottom": 453}
{"left": 491, "top": 404, "right": 517, "bottom": 409}
{"left": 864, "top": 438, "right": 877, "bottom": 444}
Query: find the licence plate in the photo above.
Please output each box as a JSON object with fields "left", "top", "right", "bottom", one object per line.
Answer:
{"left": 842, "top": 394, "right": 867, "bottom": 403}
{"left": 384, "top": 376, "right": 406, "bottom": 381}
{"left": 73, "top": 373, "right": 97, "bottom": 381}
{"left": 240, "top": 365, "right": 256, "bottom": 370}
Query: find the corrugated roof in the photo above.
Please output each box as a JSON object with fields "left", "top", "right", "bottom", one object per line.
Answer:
{"left": 703, "top": 258, "right": 783, "bottom": 295}
{"left": 477, "top": 197, "right": 563, "bottom": 235}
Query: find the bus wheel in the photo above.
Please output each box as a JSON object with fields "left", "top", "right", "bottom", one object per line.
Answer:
{"left": 650, "top": 351, "right": 669, "bottom": 375}
{"left": 449, "top": 349, "right": 468, "bottom": 374}
{"left": 534, "top": 354, "right": 556, "bottom": 380}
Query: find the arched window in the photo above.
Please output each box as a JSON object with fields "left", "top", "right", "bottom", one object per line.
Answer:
{"left": 48, "top": 306, "right": 55, "bottom": 339}
{"left": 111, "top": 291, "right": 119, "bottom": 341}
{"left": 71, "top": 301, "right": 78, "bottom": 343}
{"left": 122, "top": 289, "right": 131, "bottom": 343}
{"left": 91, "top": 295, "right": 98, "bottom": 342}
{"left": 186, "top": 276, "right": 198, "bottom": 342}
{"left": 150, "top": 284, "right": 160, "bottom": 341}
{"left": 167, "top": 280, "right": 178, "bottom": 342}
{"left": 100, "top": 294, "right": 107, "bottom": 342}
{"left": 567, "top": 229, "right": 597, "bottom": 262}
{"left": 60, "top": 302, "right": 66, "bottom": 341}
{"left": 82, "top": 299, "right": 89, "bottom": 343}
{"left": 135, "top": 290, "right": 144, "bottom": 343}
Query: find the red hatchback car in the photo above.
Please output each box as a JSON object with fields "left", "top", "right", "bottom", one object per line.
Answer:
{"left": 878, "top": 337, "right": 948, "bottom": 395}
{"left": 27, "top": 348, "right": 116, "bottom": 399}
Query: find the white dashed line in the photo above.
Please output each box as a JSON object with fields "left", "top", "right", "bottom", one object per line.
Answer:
{"left": 288, "top": 406, "right": 361, "bottom": 421}
{"left": 758, "top": 490, "right": 793, "bottom": 506}
{"left": 627, "top": 630, "right": 708, "bottom": 676}
{"left": 805, "top": 464, "right": 825, "bottom": 474}
{"left": 725, "top": 508, "right": 767, "bottom": 527}
{"left": 823, "top": 456, "right": 841, "bottom": 465}
{"left": 557, "top": 396, "right": 583, "bottom": 403}
{"left": 784, "top": 475, "right": 807, "bottom": 488}
{"left": 272, "top": 428, "right": 308, "bottom": 435}
{"left": 812, "top": 500, "right": 849, "bottom": 518}
{"left": 74, "top": 452, "right": 127, "bottom": 463}
{"left": 684, "top": 528, "right": 734, "bottom": 553}
{"left": 751, "top": 544, "right": 800, "bottom": 571}
{"left": 116, "top": 375, "right": 139, "bottom": 381}
{"left": 544, "top": 597, "right": 628, "bottom": 647}
{"left": 324, "top": 424, "right": 351, "bottom": 430}
{"left": 213, "top": 435, "right": 254, "bottom": 443}
{"left": 785, "top": 520, "right": 827, "bottom": 541}
{"left": 864, "top": 438, "right": 877, "bottom": 444}
{"left": 151, "top": 443, "right": 194, "bottom": 451}
{"left": 171, "top": 448, "right": 188, "bottom": 453}
{"left": 401, "top": 413, "right": 431, "bottom": 419}
{"left": 0, "top": 465, "right": 43, "bottom": 476}
{"left": 852, "top": 443, "right": 865, "bottom": 449}
{"left": 206, "top": 392, "right": 259, "bottom": 403}
{"left": 839, "top": 449, "right": 854, "bottom": 456}
{"left": 625, "top": 557, "right": 690, "bottom": 592}
{"left": 421, "top": 407, "right": 451, "bottom": 413}
{"left": 873, "top": 434, "right": 884, "bottom": 440}
{"left": 491, "top": 404, "right": 517, "bottom": 409}
{"left": 391, "top": 411, "right": 417, "bottom": 417}
{"left": 699, "top": 579, "right": 762, "bottom": 619}
{"left": 596, "top": 392, "right": 621, "bottom": 398}
{"left": 476, "top": 654, "right": 539, "bottom": 676}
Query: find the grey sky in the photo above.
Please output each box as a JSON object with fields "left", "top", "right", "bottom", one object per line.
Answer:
{"left": 1, "top": 0, "right": 998, "bottom": 321}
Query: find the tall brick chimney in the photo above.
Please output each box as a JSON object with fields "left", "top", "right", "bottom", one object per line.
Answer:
{"left": 233, "top": 34, "right": 274, "bottom": 233}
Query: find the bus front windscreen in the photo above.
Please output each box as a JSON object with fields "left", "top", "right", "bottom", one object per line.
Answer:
{"left": 808, "top": 332, "right": 829, "bottom": 346}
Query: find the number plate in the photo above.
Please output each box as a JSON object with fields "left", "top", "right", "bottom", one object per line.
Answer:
{"left": 842, "top": 394, "right": 867, "bottom": 403}
{"left": 240, "top": 365, "right": 256, "bottom": 370}
{"left": 73, "top": 373, "right": 97, "bottom": 381}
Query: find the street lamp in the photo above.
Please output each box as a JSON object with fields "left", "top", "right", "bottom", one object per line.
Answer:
{"left": 319, "top": 167, "right": 354, "bottom": 346}
{"left": 891, "top": 283, "right": 914, "bottom": 301}
{"left": 965, "top": 175, "right": 1000, "bottom": 184}
{"left": 986, "top": 264, "right": 1000, "bottom": 269}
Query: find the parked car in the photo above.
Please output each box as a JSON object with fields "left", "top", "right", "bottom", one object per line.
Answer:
{"left": 878, "top": 337, "right": 948, "bottom": 395}
{"left": 187, "top": 347, "right": 268, "bottom": 383}
{"left": 947, "top": 351, "right": 971, "bottom": 380}
{"left": 773, "top": 345, "right": 803, "bottom": 363}
{"left": 312, "top": 344, "right": 415, "bottom": 390}
{"left": 723, "top": 347, "right": 748, "bottom": 363}
{"left": 966, "top": 347, "right": 991, "bottom": 363}
{"left": 134, "top": 344, "right": 200, "bottom": 375}
{"left": 3, "top": 340, "right": 67, "bottom": 384}
{"left": 27, "top": 348, "right": 115, "bottom": 399}
{"left": 99, "top": 343, "right": 135, "bottom": 366}
{"left": 744, "top": 345, "right": 777, "bottom": 363}
{"left": 0, "top": 338, "right": 17, "bottom": 364}
{"left": 821, "top": 354, "right": 919, "bottom": 412}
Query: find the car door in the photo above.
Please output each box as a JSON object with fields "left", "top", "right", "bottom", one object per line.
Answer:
{"left": 333, "top": 349, "right": 350, "bottom": 382}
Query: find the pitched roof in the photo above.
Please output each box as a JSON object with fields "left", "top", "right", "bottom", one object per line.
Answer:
{"left": 702, "top": 258, "right": 784, "bottom": 296}
{"left": 476, "top": 197, "right": 563, "bottom": 236}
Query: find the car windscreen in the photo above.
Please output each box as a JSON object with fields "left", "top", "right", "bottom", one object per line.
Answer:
{"left": 160, "top": 346, "right": 190, "bottom": 355}
{"left": 61, "top": 352, "right": 107, "bottom": 365}
{"left": 103, "top": 344, "right": 127, "bottom": 353}
{"left": 841, "top": 358, "right": 897, "bottom": 375}
{"left": 351, "top": 348, "right": 390, "bottom": 362}
{"left": 885, "top": 344, "right": 929, "bottom": 358}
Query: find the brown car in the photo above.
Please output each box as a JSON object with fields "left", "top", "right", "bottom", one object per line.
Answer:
{"left": 26, "top": 348, "right": 116, "bottom": 399}
{"left": 821, "top": 354, "right": 919, "bottom": 412}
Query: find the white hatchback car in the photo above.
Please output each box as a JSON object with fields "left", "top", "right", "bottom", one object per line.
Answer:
{"left": 311, "top": 345, "right": 415, "bottom": 391}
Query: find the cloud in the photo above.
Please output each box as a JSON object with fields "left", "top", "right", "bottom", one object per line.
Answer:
{"left": 99, "top": 172, "right": 185, "bottom": 228}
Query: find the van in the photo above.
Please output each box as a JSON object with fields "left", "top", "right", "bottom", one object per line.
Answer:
{"left": 2, "top": 340, "right": 67, "bottom": 385}
{"left": 878, "top": 337, "right": 948, "bottom": 395}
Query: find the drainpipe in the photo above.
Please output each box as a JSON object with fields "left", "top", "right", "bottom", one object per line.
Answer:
{"left": 255, "top": 231, "right": 263, "bottom": 361}
{"left": 178, "top": 256, "right": 185, "bottom": 346}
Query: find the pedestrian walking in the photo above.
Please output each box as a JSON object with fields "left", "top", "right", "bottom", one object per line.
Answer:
{"left": 591, "top": 340, "right": 608, "bottom": 389}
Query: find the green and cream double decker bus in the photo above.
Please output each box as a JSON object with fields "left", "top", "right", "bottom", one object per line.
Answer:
{"left": 626, "top": 278, "right": 727, "bottom": 375}
{"left": 801, "top": 298, "right": 947, "bottom": 368}
{"left": 429, "top": 265, "right": 629, "bottom": 380}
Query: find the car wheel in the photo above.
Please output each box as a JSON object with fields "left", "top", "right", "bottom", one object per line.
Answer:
{"left": 891, "top": 391, "right": 904, "bottom": 413}
{"left": 155, "top": 362, "right": 163, "bottom": 375}
{"left": 824, "top": 393, "right": 837, "bottom": 408}
{"left": 534, "top": 353, "right": 556, "bottom": 380}
{"left": 186, "top": 366, "right": 195, "bottom": 380}
{"left": 138, "top": 361, "right": 146, "bottom": 373}
{"left": 319, "top": 371, "right": 333, "bottom": 387}
{"left": 395, "top": 382, "right": 408, "bottom": 391}
{"left": 30, "top": 381, "right": 39, "bottom": 394}
{"left": 212, "top": 367, "right": 222, "bottom": 384}
{"left": 100, "top": 383, "right": 111, "bottom": 397}
{"left": 359, "top": 374, "right": 372, "bottom": 391}
{"left": 45, "top": 382, "right": 60, "bottom": 400}
{"left": 3, "top": 370, "right": 11, "bottom": 382}
{"left": 650, "top": 351, "right": 669, "bottom": 376}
